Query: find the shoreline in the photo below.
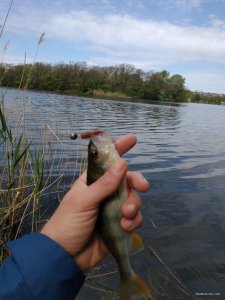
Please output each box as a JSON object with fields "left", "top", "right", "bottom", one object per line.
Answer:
{"left": 1, "top": 85, "right": 224, "bottom": 106}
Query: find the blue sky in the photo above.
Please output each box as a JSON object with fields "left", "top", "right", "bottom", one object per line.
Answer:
{"left": 1, "top": 0, "right": 225, "bottom": 93}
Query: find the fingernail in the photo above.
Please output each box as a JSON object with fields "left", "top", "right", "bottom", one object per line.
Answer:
{"left": 139, "top": 173, "right": 149, "bottom": 184}
{"left": 139, "top": 174, "right": 149, "bottom": 190}
{"left": 143, "top": 177, "right": 149, "bottom": 186}
{"left": 127, "top": 203, "right": 136, "bottom": 214}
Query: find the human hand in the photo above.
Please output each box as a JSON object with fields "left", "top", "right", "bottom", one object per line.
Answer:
{"left": 41, "top": 135, "right": 149, "bottom": 271}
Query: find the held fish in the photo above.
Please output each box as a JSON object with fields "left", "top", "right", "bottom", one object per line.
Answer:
{"left": 87, "top": 133, "right": 152, "bottom": 300}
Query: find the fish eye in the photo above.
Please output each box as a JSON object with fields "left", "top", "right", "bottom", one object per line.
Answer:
{"left": 91, "top": 147, "right": 98, "bottom": 157}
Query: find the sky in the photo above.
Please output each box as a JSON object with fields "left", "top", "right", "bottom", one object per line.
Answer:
{"left": 0, "top": 0, "right": 225, "bottom": 93}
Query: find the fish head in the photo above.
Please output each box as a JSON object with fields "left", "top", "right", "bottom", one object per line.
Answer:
{"left": 89, "top": 134, "right": 119, "bottom": 169}
{"left": 87, "top": 134, "right": 119, "bottom": 183}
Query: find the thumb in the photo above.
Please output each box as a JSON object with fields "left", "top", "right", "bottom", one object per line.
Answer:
{"left": 85, "top": 158, "right": 128, "bottom": 208}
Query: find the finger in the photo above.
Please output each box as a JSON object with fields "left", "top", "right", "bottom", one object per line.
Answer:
{"left": 121, "top": 191, "right": 142, "bottom": 219}
{"left": 85, "top": 159, "right": 128, "bottom": 208}
{"left": 76, "top": 170, "right": 87, "bottom": 184}
{"left": 126, "top": 171, "right": 149, "bottom": 192}
{"left": 120, "top": 212, "right": 143, "bottom": 232}
{"left": 114, "top": 134, "right": 137, "bottom": 156}
{"left": 69, "top": 171, "right": 87, "bottom": 192}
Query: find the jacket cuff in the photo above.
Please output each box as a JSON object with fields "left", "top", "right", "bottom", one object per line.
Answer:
{"left": 8, "top": 233, "right": 85, "bottom": 300}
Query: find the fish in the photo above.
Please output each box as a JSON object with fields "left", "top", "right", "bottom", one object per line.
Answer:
{"left": 87, "top": 133, "right": 152, "bottom": 300}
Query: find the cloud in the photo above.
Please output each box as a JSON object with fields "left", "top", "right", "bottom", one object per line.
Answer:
{"left": 209, "top": 14, "right": 225, "bottom": 29}
{"left": 17, "top": 11, "right": 225, "bottom": 63}
{"left": 2, "top": 54, "right": 33, "bottom": 65}
{"left": 4, "top": 4, "right": 225, "bottom": 69}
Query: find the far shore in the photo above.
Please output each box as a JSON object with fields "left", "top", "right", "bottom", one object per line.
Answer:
{"left": 1, "top": 85, "right": 225, "bottom": 106}
{"left": 28, "top": 88, "right": 225, "bottom": 106}
{"left": 1, "top": 63, "right": 225, "bottom": 106}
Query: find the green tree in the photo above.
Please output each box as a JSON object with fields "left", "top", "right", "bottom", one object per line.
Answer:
{"left": 0, "top": 61, "right": 194, "bottom": 102}
{"left": 168, "top": 74, "right": 186, "bottom": 101}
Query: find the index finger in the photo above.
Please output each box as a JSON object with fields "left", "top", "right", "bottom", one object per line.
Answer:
{"left": 114, "top": 134, "right": 137, "bottom": 156}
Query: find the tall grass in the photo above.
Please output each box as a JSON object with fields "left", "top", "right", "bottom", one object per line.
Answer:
{"left": 0, "top": 87, "right": 83, "bottom": 265}
{"left": 0, "top": 1, "right": 46, "bottom": 262}
{"left": 0, "top": 98, "right": 38, "bottom": 260}
{"left": 92, "top": 89, "right": 131, "bottom": 100}
{"left": 0, "top": 3, "right": 81, "bottom": 264}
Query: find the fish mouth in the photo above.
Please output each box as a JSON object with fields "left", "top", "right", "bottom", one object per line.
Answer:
{"left": 90, "top": 133, "right": 104, "bottom": 143}
{"left": 91, "top": 133, "right": 112, "bottom": 145}
{"left": 89, "top": 134, "right": 113, "bottom": 163}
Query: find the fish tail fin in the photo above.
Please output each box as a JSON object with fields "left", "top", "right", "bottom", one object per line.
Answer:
{"left": 120, "top": 271, "right": 153, "bottom": 300}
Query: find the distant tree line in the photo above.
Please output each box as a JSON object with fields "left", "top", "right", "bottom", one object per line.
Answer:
{"left": 0, "top": 62, "right": 224, "bottom": 103}
{"left": 191, "top": 91, "right": 225, "bottom": 105}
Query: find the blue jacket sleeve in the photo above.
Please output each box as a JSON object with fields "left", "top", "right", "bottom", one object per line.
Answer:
{"left": 0, "top": 233, "right": 85, "bottom": 300}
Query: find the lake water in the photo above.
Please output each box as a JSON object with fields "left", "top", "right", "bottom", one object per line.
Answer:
{"left": 2, "top": 88, "right": 225, "bottom": 299}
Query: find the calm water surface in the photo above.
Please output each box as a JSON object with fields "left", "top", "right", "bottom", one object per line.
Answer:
{"left": 2, "top": 88, "right": 225, "bottom": 299}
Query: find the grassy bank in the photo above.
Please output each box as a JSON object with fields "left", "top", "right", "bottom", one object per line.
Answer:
{"left": 0, "top": 90, "right": 82, "bottom": 264}
{"left": 92, "top": 89, "right": 131, "bottom": 100}
{"left": 0, "top": 97, "right": 42, "bottom": 261}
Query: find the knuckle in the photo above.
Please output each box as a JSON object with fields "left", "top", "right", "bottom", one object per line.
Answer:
{"left": 99, "top": 171, "right": 114, "bottom": 187}
{"left": 101, "top": 167, "right": 122, "bottom": 187}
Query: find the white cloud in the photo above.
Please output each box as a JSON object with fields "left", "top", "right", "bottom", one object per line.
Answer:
{"left": 6, "top": 8, "right": 225, "bottom": 69}
{"left": 209, "top": 14, "right": 225, "bottom": 29}
{"left": 2, "top": 54, "right": 32, "bottom": 65}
